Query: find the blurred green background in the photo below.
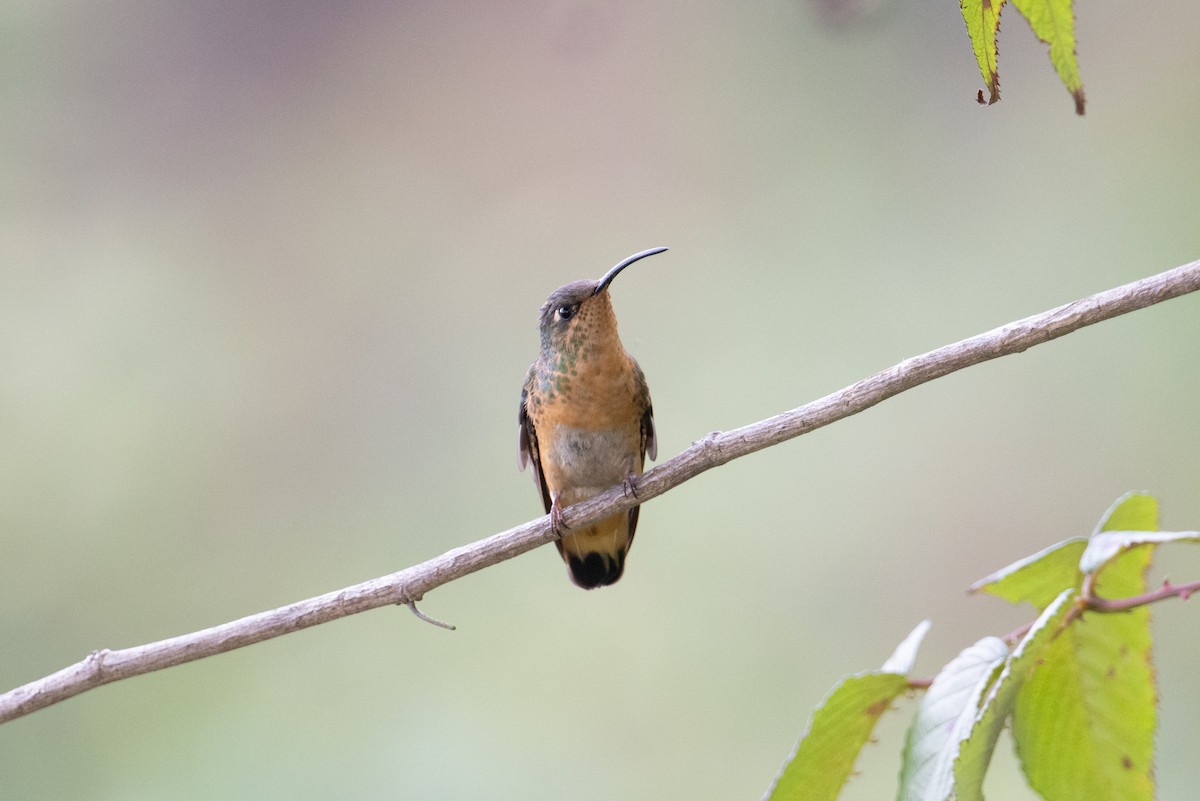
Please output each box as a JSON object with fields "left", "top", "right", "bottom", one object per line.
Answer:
{"left": 2, "top": 2, "right": 1198, "bottom": 799}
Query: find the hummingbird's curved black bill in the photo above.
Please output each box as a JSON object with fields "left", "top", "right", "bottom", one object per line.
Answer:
{"left": 594, "top": 246, "right": 668, "bottom": 295}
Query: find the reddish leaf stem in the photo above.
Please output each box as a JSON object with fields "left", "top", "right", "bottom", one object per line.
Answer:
{"left": 1085, "top": 577, "right": 1200, "bottom": 613}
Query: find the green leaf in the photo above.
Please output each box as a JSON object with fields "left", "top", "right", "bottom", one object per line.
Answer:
{"left": 1094, "top": 492, "right": 1158, "bottom": 534}
{"left": 882, "top": 619, "right": 933, "bottom": 675}
{"left": 959, "top": 0, "right": 1004, "bottom": 105}
{"left": 898, "top": 637, "right": 1010, "bottom": 801}
{"left": 972, "top": 494, "right": 1168, "bottom": 605}
{"left": 1011, "top": 546, "right": 1155, "bottom": 800}
{"left": 765, "top": 674, "right": 910, "bottom": 801}
{"left": 765, "top": 622, "right": 931, "bottom": 801}
{"left": 969, "top": 537, "right": 1087, "bottom": 610}
{"left": 953, "top": 589, "right": 1075, "bottom": 801}
{"left": 959, "top": 0, "right": 1086, "bottom": 114}
{"left": 1011, "top": 0, "right": 1086, "bottom": 114}
{"left": 1080, "top": 529, "right": 1200, "bottom": 575}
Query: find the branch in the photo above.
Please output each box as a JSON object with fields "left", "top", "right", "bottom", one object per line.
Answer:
{"left": 1086, "top": 577, "right": 1200, "bottom": 612}
{"left": 3, "top": 259, "right": 1199, "bottom": 725}
{"left": 1001, "top": 576, "right": 1200, "bottom": 646}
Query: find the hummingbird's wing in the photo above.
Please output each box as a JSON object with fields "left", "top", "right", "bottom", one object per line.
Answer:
{"left": 626, "top": 361, "right": 656, "bottom": 549}
{"left": 641, "top": 404, "right": 656, "bottom": 462}
{"left": 633, "top": 360, "right": 656, "bottom": 462}
{"left": 518, "top": 368, "right": 552, "bottom": 514}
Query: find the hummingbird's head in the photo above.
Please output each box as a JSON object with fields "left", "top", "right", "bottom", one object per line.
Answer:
{"left": 536, "top": 247, "right": 667, "bottom": 352}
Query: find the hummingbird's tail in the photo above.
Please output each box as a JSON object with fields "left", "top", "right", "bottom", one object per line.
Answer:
{"left": 556, "top": 512, "right": 636, "bottom": 589}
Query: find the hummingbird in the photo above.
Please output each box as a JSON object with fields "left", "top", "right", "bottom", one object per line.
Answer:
{"left": 518, "top": 247, "right": 665, "bottom": 589}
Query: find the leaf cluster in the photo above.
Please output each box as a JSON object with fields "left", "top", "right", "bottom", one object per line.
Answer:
{"left": 764, "top": 493, "right": 1200, "bottom": 801}
{"left": 960, "top": 0, "right": 1086, "bottom": 114}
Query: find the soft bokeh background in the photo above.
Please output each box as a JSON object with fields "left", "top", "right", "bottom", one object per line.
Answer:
{"left": 2, "top": 2, "right": 1198, "bottom": 799}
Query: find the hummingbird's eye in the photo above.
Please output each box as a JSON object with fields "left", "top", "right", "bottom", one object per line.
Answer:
{"left": 556, "top": 304, "right": 577, "bottom": 321}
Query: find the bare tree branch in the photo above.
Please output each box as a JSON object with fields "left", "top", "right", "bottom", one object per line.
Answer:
{"left": 3, "top": 259, "right": 1198, "bottom": 725}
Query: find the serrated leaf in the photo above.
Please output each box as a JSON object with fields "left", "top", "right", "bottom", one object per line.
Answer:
{"left": 1011, "top": 0, "right": 1085, "bottom": 114}
{"left": 882, "top": 620, "right": 933, "bottom": 675}
{"left": 766, "top": 622, "right": 931, "bottom": 801}
{"left": 764, "top": 673, "right": 910, "bottom": 801}
{"left": 969, "top": 537, "right": 1087, "bottom": 610}
{"left": 960, "top": 0, "right": 1086, "bottom": 114}
{"left": 1011, "top": 541, "right": 1155, "bottom": 800}
{"left": 959, "top": 0, "right": 1004, "bottom": 105}
{"left": 1080, "top": 530, "right": 1200, "bottom": 575}
{"left": 898, "top": 637, "right": 1009, "bottom": 801}
{"left": 953, "top": 589, "right": 1075, "bottom": 801}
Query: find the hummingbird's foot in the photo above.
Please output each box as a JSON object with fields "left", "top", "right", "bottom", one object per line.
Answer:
{"left": 622, "top": 473, "right": 641, "bottom": 500}
{"left": 549, "top": 498, "right": 567, "bottom": 538}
